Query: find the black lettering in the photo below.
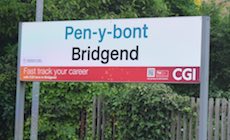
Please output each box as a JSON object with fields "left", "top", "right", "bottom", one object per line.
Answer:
{"left": 82, "top": 50, "right": 87, "bottom": 60}
{"left": 111, "top": 50, "right": 119, "bottom": 60}
{"left": 87, "top": 46, "right": 91, "bottom": 60}
{"left": 72, "top": 47, "right": 80, "bottom": 60}
{"left": 72, "top": 45, "right": 139, "bottom": 64}
{"left": 120, "top": 49, "right": 128, "bottom": 60}
{"left": 130, "top": 46, "right": 139, "bottom": 60}
{"left": 92, "top": 46, "right": 100, "bottom": 60}
{"left": 101, "top": 50, "right": 109, "bottom": 64}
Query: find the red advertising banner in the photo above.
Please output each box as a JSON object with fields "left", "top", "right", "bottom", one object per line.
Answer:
{"left": 20, "top": 66, "right": 200, "bottom": 83}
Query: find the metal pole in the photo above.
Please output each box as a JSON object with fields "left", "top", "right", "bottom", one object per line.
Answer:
{"left": 199, "top": 16, "right": 210, "bottom": 140}
{"left": 14, "top": 79, "right": 25, "bottom": 140}
{"left": 14, "top": 23, "right": 26, "bottom": 140}
{"left": 30, "top": 82, "right": 40, "bottom": 140}
{"left": 30, "top": 0, "right": 43, "bottom": 140}
{"left": 35, "top": 0, "right": 44, "bottom": 22}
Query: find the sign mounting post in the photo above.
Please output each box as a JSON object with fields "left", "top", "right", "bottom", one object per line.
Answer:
{"left": 30, "top": 0, "right": 43, "bottom": 140}
{"left": 199, "top": 16, "right": 210, "bottom": 140}
{"left": 14, "top": 22, "right": 26, "bottom": 140}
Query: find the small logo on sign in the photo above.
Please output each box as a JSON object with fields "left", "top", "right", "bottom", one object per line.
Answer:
{"left": 147, "top": 68, "right": 169, "bottom": 81}
{"left": 147, "top": 68, "right": 156, "bottom": 77}
{"left": 172, "top": 68, "right": 196, "bottom": 81}
{"left": 156, "top": 70, "right": 169, "bottom": 78}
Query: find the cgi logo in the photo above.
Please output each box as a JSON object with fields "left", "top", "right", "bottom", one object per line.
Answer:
{"left": 172, "top": 68, "right": 197, "bottom": 81}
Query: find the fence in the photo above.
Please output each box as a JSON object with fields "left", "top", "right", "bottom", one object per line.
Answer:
{"left": 170, "top": 97, "right": 230, "bottom": 140}
{"left": 77, "top": 97, "right": 230, "bottom": 140}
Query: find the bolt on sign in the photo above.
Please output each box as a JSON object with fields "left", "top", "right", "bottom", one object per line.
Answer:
{"left": 19, "top": 17, "right": 203, "bottom": 83}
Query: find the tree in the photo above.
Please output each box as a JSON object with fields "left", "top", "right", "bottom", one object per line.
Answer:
{"left": 0, "top": 44, "right": 17, "bottom": 139}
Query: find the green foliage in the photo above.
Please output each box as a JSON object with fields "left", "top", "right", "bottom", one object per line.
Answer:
{"left": 0, "top": 44, "right": 17, "bottom": 139}
{"left": 209, "top": 15, "right": 230, "bottom": 90}
{"left": 22, "top": 83, "right": 192, "bottom": 140}
{"left": 165, "top": 0, "right": 200, "bottom": 16}
{"left": 0, "top": 0, "right": 35, "bottom": 53}
{"left": 104, "top": 84, "right": 191, "bottom": 140}
{"left": 22, "top": 82, "right": 109, "bottom": 140}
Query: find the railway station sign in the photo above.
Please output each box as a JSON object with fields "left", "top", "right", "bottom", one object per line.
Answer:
{"left": 19, "top": 17, "right": 203, "bottom": 83}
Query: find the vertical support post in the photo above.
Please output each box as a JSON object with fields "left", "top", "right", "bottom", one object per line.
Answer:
{"left": 35, "top": 0, "right": 44, "bottom": 21}
{"left": 199, "top": 16, "right": 210, "bottom": 140}
{"left": 30, "top": 82, "right": 40, "bottom": 140}
{"left": 14, "top": 83, "right": 26, "bottom": 140}
{"left": 14, "top": 23, "right": 26, "bottom": 140}
{"left": 30, "top": 0, "right": 43, "bottom": 140}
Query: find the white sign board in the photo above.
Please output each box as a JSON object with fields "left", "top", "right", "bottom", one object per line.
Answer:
{"left": 19, "top": 17, "right": 202, "bottom": 83}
